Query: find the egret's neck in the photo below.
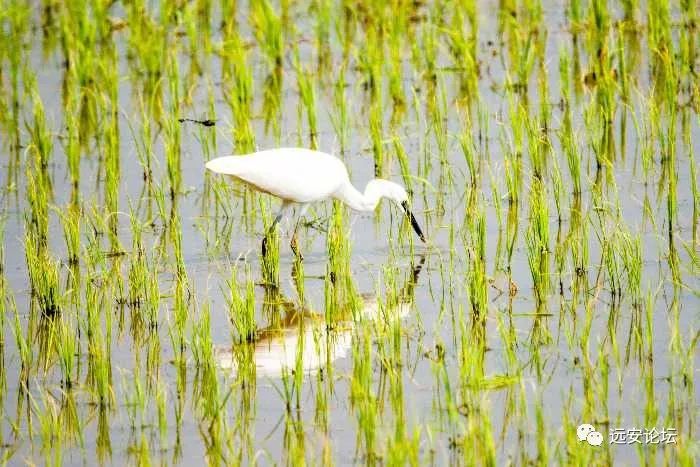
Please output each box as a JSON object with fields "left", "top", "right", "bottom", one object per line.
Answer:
{"left": 335, "top": 180, "right": 382, "bottom": 212}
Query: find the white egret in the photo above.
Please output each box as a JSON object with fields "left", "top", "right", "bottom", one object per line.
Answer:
{"left": 205, "top": 148, "right": 425, "bottom": 258}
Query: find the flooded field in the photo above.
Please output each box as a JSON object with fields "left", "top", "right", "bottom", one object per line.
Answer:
{"left": 0, "top": 0, "right": 698, "bottom": 465}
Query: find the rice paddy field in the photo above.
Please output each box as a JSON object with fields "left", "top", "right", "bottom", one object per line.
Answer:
{"left": 0, "top": 0, "right": 698, "bottom": 465}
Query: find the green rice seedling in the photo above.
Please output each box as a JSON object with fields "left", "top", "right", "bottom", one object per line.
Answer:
{"left": 102, "top": 124, "right": 121, "bottom": 243}
{"left": 34, "top": 392, "right": 63, "bottom": 467}
{"left": 418, "top": 20, "right": 438, "bottom": 114}
{"left": 191, "top": 304, "right": 232, "bottom": 462}
{"left": 219, "top": 0, "right": 238, "bottom": 36}
{"left": 250, "top": 0, "right": 284, "bottom": 138}
{"left": 486, "top": 167, "right": 504, "bottom": 244}
{"left": 54, "top": 319, "right": 76, "bottom": 389}
{"left": 25, "top": 232, "right": 61, "bottom": 318}
{"left": 525, "top": 179, "right": 550, "bottom": 303}
{"left": 126, "top": 1, "right": 166, "bottom": 119}
{"left": 126, "top": 97, "right": 154, "bottom": 188}
{"left": 388, "top": 5, "right": 411, "bottom": 120}
{"left": 356, "top": 7, "right": 383, "bottom": 102}
{"left": 171, "top": 357, "right": 187, "bottom": 463}
{"left": 468, "top": 211, "right": 488, "bottom": 318}
{"left": 281, "top": 407, "right": 306, "bottom": 464}
{"left": 583, "top": 98, "right": 613, "bottom": 185}
{"left": 127, "top": 246, "right": 148, "bottom": 321}
{"left": 198, "top": 80, "right": 218, "bottom": 155}
{"left": 221, "top": 28, "right": 255, "bottom": 153}
{"left": 2, "top": 0, "right": 29, "bottom": 173}
{"left": 504, "top": 17, "right": 536, "bottom": 100}
{"left": 56, "top": 204, "right": 83, "bottom": 306}
{"left": 293, "top": 49, "right": 318, "bottom": 149}
{"left": 335, "top": 0, "right": 355, "bottom": 61}
{"left": 63, "top": 89, "right": 81, "bottom": 191}
{"left": 292, "top": 320, "right": 307, "bottom": 412}
{"left": 350, "top": 325, "right": 378, "bottom": 462}
{"left": 647, "top": 0, "right": 672, "bottom": 94}
{"left": 525, "top": 109, "right": 547, "bottom": 180}
{"left": 312, "top": 0, "right": 332, "bottom": 74}
{"left": 602, "top": 231, "right": 624, "bottom": 300}
{"left": 618, "top": 230, "right": 642, "bottom": 304}
{"left": 191, "top": 302, "right": 215, "bottom": 374}
{"left": 57, "top": 389, "right": 82, "bottom": 447}
{"left": 637, "top": 96, "right": 658, "bottom": 180}
{"left": 124, "top": 371, "right": 146, "bottom": 430}
{"left": 82, "top": 264, "right": 115, "bottom": 409}
{"left": 164, "top": 50, "right": 182, "bottom": 200}
{"left": 169, "top": 204, "right": 188, "bottom": 280}
{"left": 615, "top": 25, "right": 631, "bottom": 104}
{"left": 184, "top": 0, "right": 213, "bottom": 80}
{"left": 550, "top": 155, "right": 564, "bottom": 224}
{"left": 432, "top": 338, "right": 460, "bottom": 439}
{"left": 505, "top": 198, "right": 520, "bottom": 271}
{"left": 292, "top": 256, "right": 306, "bottom": 306}
{"left": 445, "top": 0, "right": 478, "bottom": 106}
{"left": 454, "top": 392, "right": 496, "bottom": 465}
{"left": 503, "top": 93, "right": 525, "bottom": 204}
{"left": 259, "top": 206, "right": 281, "bottom": 287}
{"left": 58, "top": 10, "right": 96, "bottom": 143}
{"left": 168, "top": 267, "right": 190, "bottom": 367}
{"left": 558, "top": 50, "right": 583, "bottom": 195}
{"left": 25, "top": 170, "right": 50, "bottom": 247}
{"left": 326, "top": 201, "right": 358, "bottom": 319}
{"left": 144, "top": 328, "right": 161, "bottom": 391}
{"left": 95, "top": 404, "right": 112, "bottom": 463}
{"left": 369, "top": 94, "right": 385, "bottom": 178}
{"left": 26, "top": 88, "right": 54, "bottom": 186}
{"left": 225, "top": 266, "right": 256, "bottom": 344}
{"left": 460, "top": 116, "right": 480, "bottom": 189}
{"left": 311, "top": 327, "right": 332, "bottom": 432}
{"left": 126, "top": 433, "right": 153, "bottom": 467}
{"left": 155, "top": 381, "right": 168, "bottom": 451}
{"left": 86, "top": 322, "right": 114, "bottom": 409}
{"left": 196, "top": 378, "right": 233, "bottom": 464}
{"left": 432, "top": 80, "right": 454, "bottom": 194}
{"left": 535, "top": 40, "right": 551, "bottom": 136}
{"left": 11, "top": 305, "right": 32, "bottom": 388}
{"left": 55, "top": 204, "right": 81, "bottom": 269}
{"left": 330, "top": 62, "right": 349, "bottom": 152}
{"left": 278, "top": 362, "right": 296, "bottom": 417}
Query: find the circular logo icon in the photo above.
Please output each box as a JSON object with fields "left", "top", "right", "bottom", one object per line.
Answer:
{"left": 577, "top": 424, "right": 596, "bottom": 442}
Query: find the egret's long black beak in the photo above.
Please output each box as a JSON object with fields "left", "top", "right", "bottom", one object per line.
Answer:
{"left": 401, "top": 201, "right": 426, "bottom": 243}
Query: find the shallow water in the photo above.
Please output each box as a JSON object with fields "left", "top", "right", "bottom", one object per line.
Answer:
{"left": 0, "top": 1, "right": 698, "bottom": 465}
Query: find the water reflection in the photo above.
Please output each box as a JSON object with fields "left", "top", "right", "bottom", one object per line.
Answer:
{"left": 216, "top": 257, "right": 425, "bottom": 378}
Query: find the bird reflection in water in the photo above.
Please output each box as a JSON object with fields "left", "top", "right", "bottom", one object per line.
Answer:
{"left": 216, "top": 256, "right": 425, "bottom": 378}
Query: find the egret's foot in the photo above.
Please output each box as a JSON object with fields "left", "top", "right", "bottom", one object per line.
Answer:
{"left": 290, "top": 235, "right": 303, "bottom": 261}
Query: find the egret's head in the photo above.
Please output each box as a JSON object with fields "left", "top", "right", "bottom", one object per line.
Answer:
{"left": 366, "top": 179, "right": 426, "bottom": 243}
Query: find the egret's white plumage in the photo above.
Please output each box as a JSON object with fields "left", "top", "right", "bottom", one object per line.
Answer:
{"left": 205, "top": 148, "right": 425, "bottom": 255}
{"left": 205, "top": 148, "right": 347, "bottom": 203}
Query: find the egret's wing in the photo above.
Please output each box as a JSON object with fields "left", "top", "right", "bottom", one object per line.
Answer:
{"left": 205, "top": 148, "right": 347, "bottom": 203}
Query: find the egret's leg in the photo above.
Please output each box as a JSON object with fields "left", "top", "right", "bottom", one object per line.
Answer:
{"left": 290, "top": 204, "right": 310, "bottom": 260}
{"left": 262, "top": 201, "right": 292, "bottom": 257}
